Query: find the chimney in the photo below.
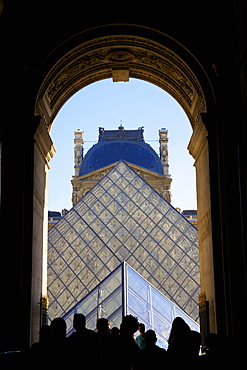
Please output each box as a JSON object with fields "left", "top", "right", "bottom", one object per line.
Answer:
{"left": 74, "top": 130, "right": 84, "bottom": 177}
{"left": 159, "top": 128, "right": 170, "bottom": 176}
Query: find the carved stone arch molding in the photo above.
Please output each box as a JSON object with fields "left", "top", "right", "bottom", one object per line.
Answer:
{"left": 35, "top": 29, "right": 207, "bottom": 129}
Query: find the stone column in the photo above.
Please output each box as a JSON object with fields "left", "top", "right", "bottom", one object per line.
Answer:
{"left": 31, "top": 119, "right": 56, "bottom": 344}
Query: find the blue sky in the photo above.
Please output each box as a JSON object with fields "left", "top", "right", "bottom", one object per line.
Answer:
{"left": 48, "top": 78, "right": 196, "bottom": 212}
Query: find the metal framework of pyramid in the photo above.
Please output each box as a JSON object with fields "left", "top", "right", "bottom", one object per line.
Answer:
{"left": 48, "top": 161, "right": 199, "bottom": 323}
{"left": 62, "top": 262, "right": 199, "bottom": 349}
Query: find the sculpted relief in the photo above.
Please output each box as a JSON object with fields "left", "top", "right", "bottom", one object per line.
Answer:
{"left": 36, "top": 35, "right": 205, "bottom": 128}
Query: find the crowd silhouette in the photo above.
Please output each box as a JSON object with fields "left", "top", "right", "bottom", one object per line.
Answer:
{"left": 2, "top": 313, "right": 240, "bottom": 367}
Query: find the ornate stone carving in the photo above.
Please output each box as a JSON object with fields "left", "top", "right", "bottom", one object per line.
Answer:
{"left": 106, "top": 48, "right": 135, "bottom": 63}
{"left": 47, "top": 51, "right": 106, "bottom": 101}
{"left": 35, "top": 35, "right": 206, "bottom": 128}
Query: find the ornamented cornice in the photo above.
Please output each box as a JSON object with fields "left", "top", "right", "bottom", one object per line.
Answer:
{"left": 35, "top": 35, "right": 206, "bottom": 128}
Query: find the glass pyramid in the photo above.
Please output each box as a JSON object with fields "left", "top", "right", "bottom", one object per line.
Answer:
{"left": 48, "top": 161, "right": 199, "bottom": 323}
{"left": 62, "top": 262, "right": 199, "bottom": 349}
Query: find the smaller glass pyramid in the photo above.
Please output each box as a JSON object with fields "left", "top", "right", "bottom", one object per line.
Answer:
{"left": 62, "top": 262, "right": 199, "bottom": 349}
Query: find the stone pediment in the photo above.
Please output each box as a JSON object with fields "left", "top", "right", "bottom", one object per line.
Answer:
{"left": 74, "top": 160, "right": 169, "bottom": 182}
{"left": 71, "top": 160, "right": 172, "bottom": 206}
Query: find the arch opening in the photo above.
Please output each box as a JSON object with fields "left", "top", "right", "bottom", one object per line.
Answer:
{"left": 48, "top": 78, "right": 196, "bottom": 213}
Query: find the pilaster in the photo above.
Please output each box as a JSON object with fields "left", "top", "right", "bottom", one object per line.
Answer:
{"left": 188, "top": 117, "right": 216, "bottom": 334}
{"left": 31, "top": 119, "right": 56, "bottom": 344}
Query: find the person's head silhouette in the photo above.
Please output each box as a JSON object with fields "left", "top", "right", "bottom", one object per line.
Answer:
{"left": 51, "top": 318, "right": 66, "bottom": 341}
{"left": 73, "top": 313, "right": 86, "bottom": 333}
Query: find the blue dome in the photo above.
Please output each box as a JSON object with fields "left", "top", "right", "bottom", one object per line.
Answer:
{"left": 79, "top": 140, "right": 164, "bottom": 176}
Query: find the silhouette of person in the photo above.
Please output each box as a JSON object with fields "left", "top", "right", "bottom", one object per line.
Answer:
{"left": 29, "top": 325, "right": 52, "bottom": 359}
{"left": 134, "top": 329, "right": 166, "bottom": 370}
{"left": 135, "top": 323, "right": 146, "bottom": 349}
{"left": 67, "top": 313, "right": 101, "bottom": 367}
{"left": 96, "top": 318, "right": 113, "bottom": 369}
{"left": 186, "top": 330, "right": 202, "bottom": 364}
{"left": 111, "top": 326, "right": 120, "bottom": 338}
{"left": 111, "top": 315, "right": 140, "bottom": 370}
{"left": 49, "top": 317, "right": 69, "bottom": 366}
{"left": 167, "top": 317, "right": 190, "bottom": 350}
{"left": 167, "top": 317, "right": 192, "bottom": 366}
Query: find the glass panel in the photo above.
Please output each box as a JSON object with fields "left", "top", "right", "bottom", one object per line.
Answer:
{"left": 107, "top": 218, "right": 122, "bottom": 233}
{"left": 115, "top": 176, "right": 129, "bottom": 189}
{"left": 184, "top": 227, "right": 198, "bottom": 243}
{"left": 115, "top": 245, "right": 129, "bottom": 260}
{"left": 151, "top": 287, "right": 173, "bottom": 321}
{"left": 141, "top": 184, "right": 152, "bottom": 198}
{"left": 114, "top": 208, "right": 129, "bottom": 223}
{"left": 165, "top": 208, "right": 180, "bottom": 223}
{"left": 99, "top": 288, "right": 122, "bottom": 319}
{"left": 100, "top": 268, "right": 122, "bottom": 298}
{"left": 49, "top": 228, "right": 61, "bottom": 244}
{"left": 90, "top": 218, "right": 106, "bottom": 233}
{"left": 174, "top": 216, "right": 190, "bottom": 233}
{"left": 91, "top": 185, "right": 105, "bottom": 198}
{"left": 158, "top": 216, "right": 173, "bottom": 233}
{"left": 131, "top": 177, "right": 143, "bottom": 189}
{"left": 187, "top": 244, "right": 199, "bottom": 262}
{"left": 64, "top": 209, "right": 80, "bottom": 226}
{"left": 56, "top": 220, "right": 70, "bottom": 235}
{"left": 91, "top": 200, "right": 105, "bottom": 215}
{"left": 107, "top": 183, "right": 122, "bottom": 198}
{"left": 78, "top": 289, "right": 99, "bottom": 316}
{"left": 153, "top": 313, "right": 171, "bottom": 347}
{"left": 108, "top": 308, "right": 122, "bottom": 329}
{"left": 74, "top": 197, "right": 91, "bottom": 213}
{"left": 125, "top": 183, "right": 137, "bottom": 197}
{"left": 127, "top": 266, "right": 149, "bottom": 301}
{"left": 124, "top": 168, "right": 136, "bottom": 181}
{"left": 132, "top": 246, "right": 149, "bottom": 265}
{"left": 149, "top": 192, "right": 161, "bottom": 206}
{"left": 128, "top": 291, "right": 151, "bottom": 323}
{"left": 97, "top": 245, "right": 114, "bottom": 264}
{"left": 169, "top": 245, "right": 184, "bottom": 262}
{"left": 168, "top": 225, "right": 182, "bottom": 243}
{"left": 177, "top": 235, "right": 192, "bottom": 252}
{"left": 107, "top": 171, "right": 121, "bottom": 183}
{"left": 97, "top": 175, "right": 113, "bottom": 191}
{"left": 155, "top": 200, "right": 170, "bottom": 215}
{"left": 107, "top": 199, "right": 119, "bottom": 214}
{"left": 72, "top": 218, "right": 88, "bottom": 235}
{"left": 61, "top": 246, "right": 76, "bottom": 264}
{"left": 49, "top": 277, "right": 66, "bottom": 298}
{"left": 51, "top": 255, "right": 67, "bottom": 275}
{"left": 48, "top": 246, "right": 60, "bottom": 265}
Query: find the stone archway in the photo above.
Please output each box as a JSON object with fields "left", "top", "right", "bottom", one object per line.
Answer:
{"left": 32, "top": 26, "right": 215, "bottom": 343}
{"left": 35, "top": 34, "right": 206, "bottom": 129}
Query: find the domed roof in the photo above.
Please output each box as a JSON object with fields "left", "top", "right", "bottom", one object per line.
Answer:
{"left": 79, "top": 126, "right": 164, "bottom": 176}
